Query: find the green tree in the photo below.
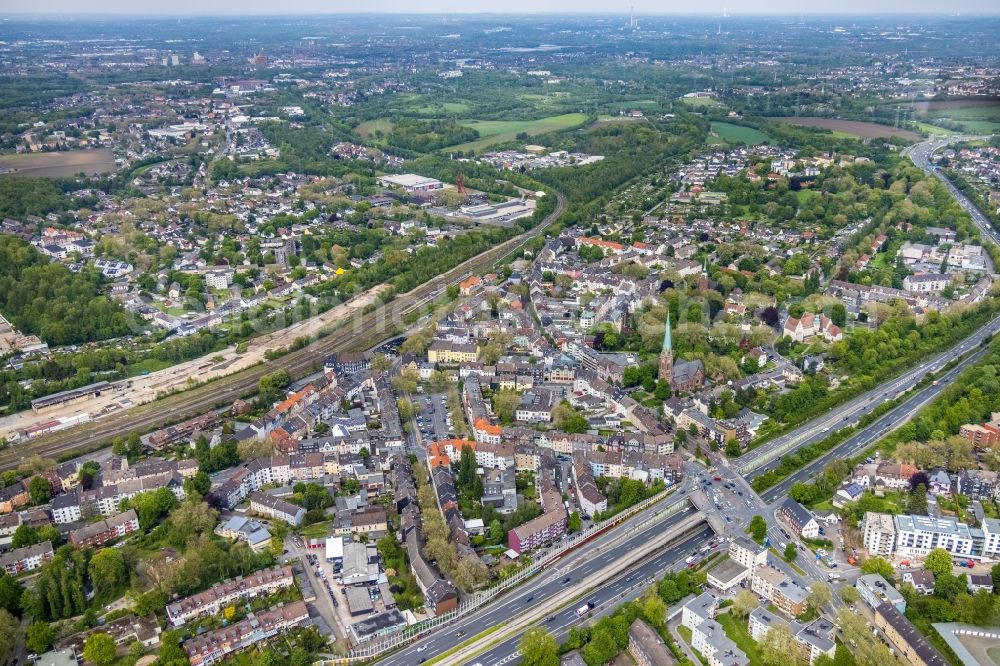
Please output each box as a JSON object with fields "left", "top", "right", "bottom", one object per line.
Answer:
{"left": 731, "top": 589, "right": 758, "bottom": 618}
{"left": 0, "top": 575, "right": 22, "bottom": 616}
{"left": 26, "top": 621, "right": 55, "bottom": 654}
{"left": 0, "top": 610, "right": 20, "bottom": 666}
{"left": 906, "top": 484, "right": 928, "bottom": 516}
{"left": 183, "top": 470, "right": 212, "bottom": 497}
{"left": 11, "top": 524, "right": 39, "bottom": 550}
{"left": 28, "top": 476, "right": 51, "bottom": 505}
{"left": 748, "top": 515, "right": 767, "bottom": 543}
{"left": 568, "top": 511, "right": 582, "bottom": 533}
{"left": 924, "top": 548, "right": 953, "bottom": 578}
{"left": 519, "top": 627, "right": 559, "bottom": 666}
{"left": 492, "top": 389, "right": 521, "bottom": 424}
{"left": 83, "top": 632, "right": 117, "bottom": 665}
{"left": 839, "top": 585, "right": 860, "bottom": 605}
{"left": 553, "top": 401, "right": 588, "bottom": 434}
{"left": 784, "top": 542, "right": 798, "bottom": 562}
{"left": 89, "top": 548, "right": 129, "bottom": 596}
{"left": 861, "top": 556, "right": 895, "bottom": 581}
{"left": 489, "top": 519, "right": 504, "bottom": 543}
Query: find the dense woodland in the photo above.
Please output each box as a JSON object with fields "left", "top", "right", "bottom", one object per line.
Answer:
{"left": 0, "top": 234, "right": 130, "bottom": 345}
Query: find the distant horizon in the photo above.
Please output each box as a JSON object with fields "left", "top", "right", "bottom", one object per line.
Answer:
{"left": 2, "top": 4, "right": 999, "bottom": 17}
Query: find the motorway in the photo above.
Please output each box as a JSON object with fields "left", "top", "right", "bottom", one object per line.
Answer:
{"left": 459, "top": 525, "right": 715, "bottom": 666}
{"left": 0, "top": 193, "right": 565, "bottom": 472}
{"left": 737, "top": 135, "right": 1000, "bottom": 479}
{"left": 739, "top": 311, "right": 1000, "bottom": 477}
{"left": 758, "top": 343, "right": 993, "bottom": 503}
{"left": 376, "top": 499, "right": 704, "bottom": 666}
{"left": 904, "top": 135, "right": 998, "bottom": 246}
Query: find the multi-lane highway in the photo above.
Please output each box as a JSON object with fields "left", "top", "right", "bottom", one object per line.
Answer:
{"left": 905, "top": 136, "right": 998, "bottom": 246}
{"left": 758, "top": 342, "right": 993, "bottom": 502}
{"left": 739, "top": 312, "right": 1000, "bottom": 478}
{"left": 459, "top": 525, "right": 715, "bottom": 666}
{"left": 375, "top": 500, "right": 704, "bottom": 666}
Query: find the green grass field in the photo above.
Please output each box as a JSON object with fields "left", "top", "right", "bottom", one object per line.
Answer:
{"left": 710, "top": 121, "right": 769, "bottom": 145}
{"left": 913, "top": 121, "right": 956, "bottom": 135}
{"left": 355, "top": 118, "right": 395, "bottom": 139}
{"left": 680, "top": 95, "right": 725, "bottom": 108}
{"left": 446, "top": 113, "right": 588, "bottom": 153}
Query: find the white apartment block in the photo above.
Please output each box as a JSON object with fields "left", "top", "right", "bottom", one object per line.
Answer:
{"left": 983, "top": 518, "right": 1000, "bottom": 558}
{"left": 894, "top": 514, "right": 974, "bottom": 558}
{"left": 729, "top": 537, "right": 768, "bottom": 570}
{"left": 863, "top": 512, "right": 897, "bottom": 558}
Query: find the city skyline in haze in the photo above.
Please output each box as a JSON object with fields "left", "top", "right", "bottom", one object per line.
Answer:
{"left": 3, "top": 0, "right": 999, "bottom": 15}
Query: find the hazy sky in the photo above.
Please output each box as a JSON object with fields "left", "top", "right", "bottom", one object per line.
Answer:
{"left": 4, "top": 0, "right": 999, "bottom": 14}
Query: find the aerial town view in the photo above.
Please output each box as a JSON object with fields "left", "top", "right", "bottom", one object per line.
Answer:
{"left": 0, "top": 2, "right": 999, "bottom": 666}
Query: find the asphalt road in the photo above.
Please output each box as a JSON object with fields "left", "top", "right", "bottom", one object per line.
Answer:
{"left": 904, "top": 135, "right": 999, "bottom": 246}
{"left": 376, "top": 501, "right": 703, "bottom": 666}
{"left": 742, "top": 313, "right": 1000, "bottom": 479}
{"left": 737, "top": 136, "right": 1000, "bottom": 480}
{"left": 757, "top": 342, "right": 992, "bottom": 503}
{"left": 460, "top": 525, "right": 716, "bottom": 666}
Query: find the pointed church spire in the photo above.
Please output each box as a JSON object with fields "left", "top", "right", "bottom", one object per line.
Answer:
{"left": 662, "top": 312, "right": 672, "bottom": 353}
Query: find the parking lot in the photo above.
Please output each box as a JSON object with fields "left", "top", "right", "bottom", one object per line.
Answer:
{"left": 415, "top": 392, "right": 453, "bottom": 443}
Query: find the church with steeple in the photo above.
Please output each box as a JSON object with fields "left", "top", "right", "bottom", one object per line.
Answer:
{"left": 657, "top": 314, "right": 705, "bottom": 393}
{"left": 658, "top": 313, "right": 673, "bottom": 382}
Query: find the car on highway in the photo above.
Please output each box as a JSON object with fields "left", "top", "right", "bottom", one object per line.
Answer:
{"left": 562, "top": 576, "right": 571, "bottom": 584}
{"left": 525, "top": 596, "right": 534, "bottom": 603}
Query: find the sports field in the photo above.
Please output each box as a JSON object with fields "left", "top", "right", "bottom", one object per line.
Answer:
{"left": 0, "top": 148, "right": 116, "bottom": 177}
{"left": 710, "top": 122, "right": 769, "bottom": 145}
{"left": 446, "top": 113, "right": 588, "bottom": 153}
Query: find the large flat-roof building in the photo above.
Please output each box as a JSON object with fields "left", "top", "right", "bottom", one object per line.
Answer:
{"left": 894, "top": 514, "right": 974, "bottom": 558}
{"left": 377, "top": 174, "right": 443, "bottom": 193}
{"left": 863, "top": 512, "right": 897, "bottom": 558}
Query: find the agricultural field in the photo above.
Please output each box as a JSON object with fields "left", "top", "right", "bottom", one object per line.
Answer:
{"left": 900, "top": 99, "right": 1000, "bottom": 134}
{"left": 710, "top": 121, "right": 769, "bottom": 145}
{"left": 766, "top": 117, "right": 921, "bottom": 141}
{"left": 445, "top": 112, "right": 588, "bottom": 153}
{"left": 0, "top": 148, "right": 115, "bottom": 177}
{"left": 354, "top": 118, "right": 395, "bottom": 139}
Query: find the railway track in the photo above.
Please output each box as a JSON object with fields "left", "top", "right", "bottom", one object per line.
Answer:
{"left": 0, "top": 192, "right": 566, "bottom": 471}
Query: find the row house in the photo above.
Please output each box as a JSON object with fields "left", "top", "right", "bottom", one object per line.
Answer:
{"left": 183, "top": 601, "right": 309, "bottom": 666}
{"left": 167, "top": 565, "right": 295, "bottom": 626}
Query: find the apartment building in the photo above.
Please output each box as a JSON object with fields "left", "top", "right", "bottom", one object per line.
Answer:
{"left": 0, "top": 541, "right": 53, "bottom": 575}
{"left": 248, "top": 492, "right": 306, "bottom": 526}
{"left": 69, "top": 509, "right": 139, "bottom": 548}
{"left": 862, "top": 512, "right": 897, "bottom": 558}
{"left": 729, "top": 537, "right": 768, "bottom": 570}
{"left": 750, "top": 566, "right": 808, "bottom": 616}
{"left": 856, "top": 574, "right": 907, "bottom": 614}
{"left": 682, "top": 593, "right": 749, "bottom": 666}
{"left": 894, "top": 514, "right": 974, "bottom": 558}
{"left": 872, "top": 603, "right": 949, "bottom": 666}
{"left": 627, "top": 619, "right": 674, "bottom": 666}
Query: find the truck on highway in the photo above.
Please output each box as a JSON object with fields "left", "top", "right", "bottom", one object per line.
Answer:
{"left": 685, "top": 555, "right": 696, "bottom": 565}
{"left": 577, "top": 600, "right": 596, "bottom": 617}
